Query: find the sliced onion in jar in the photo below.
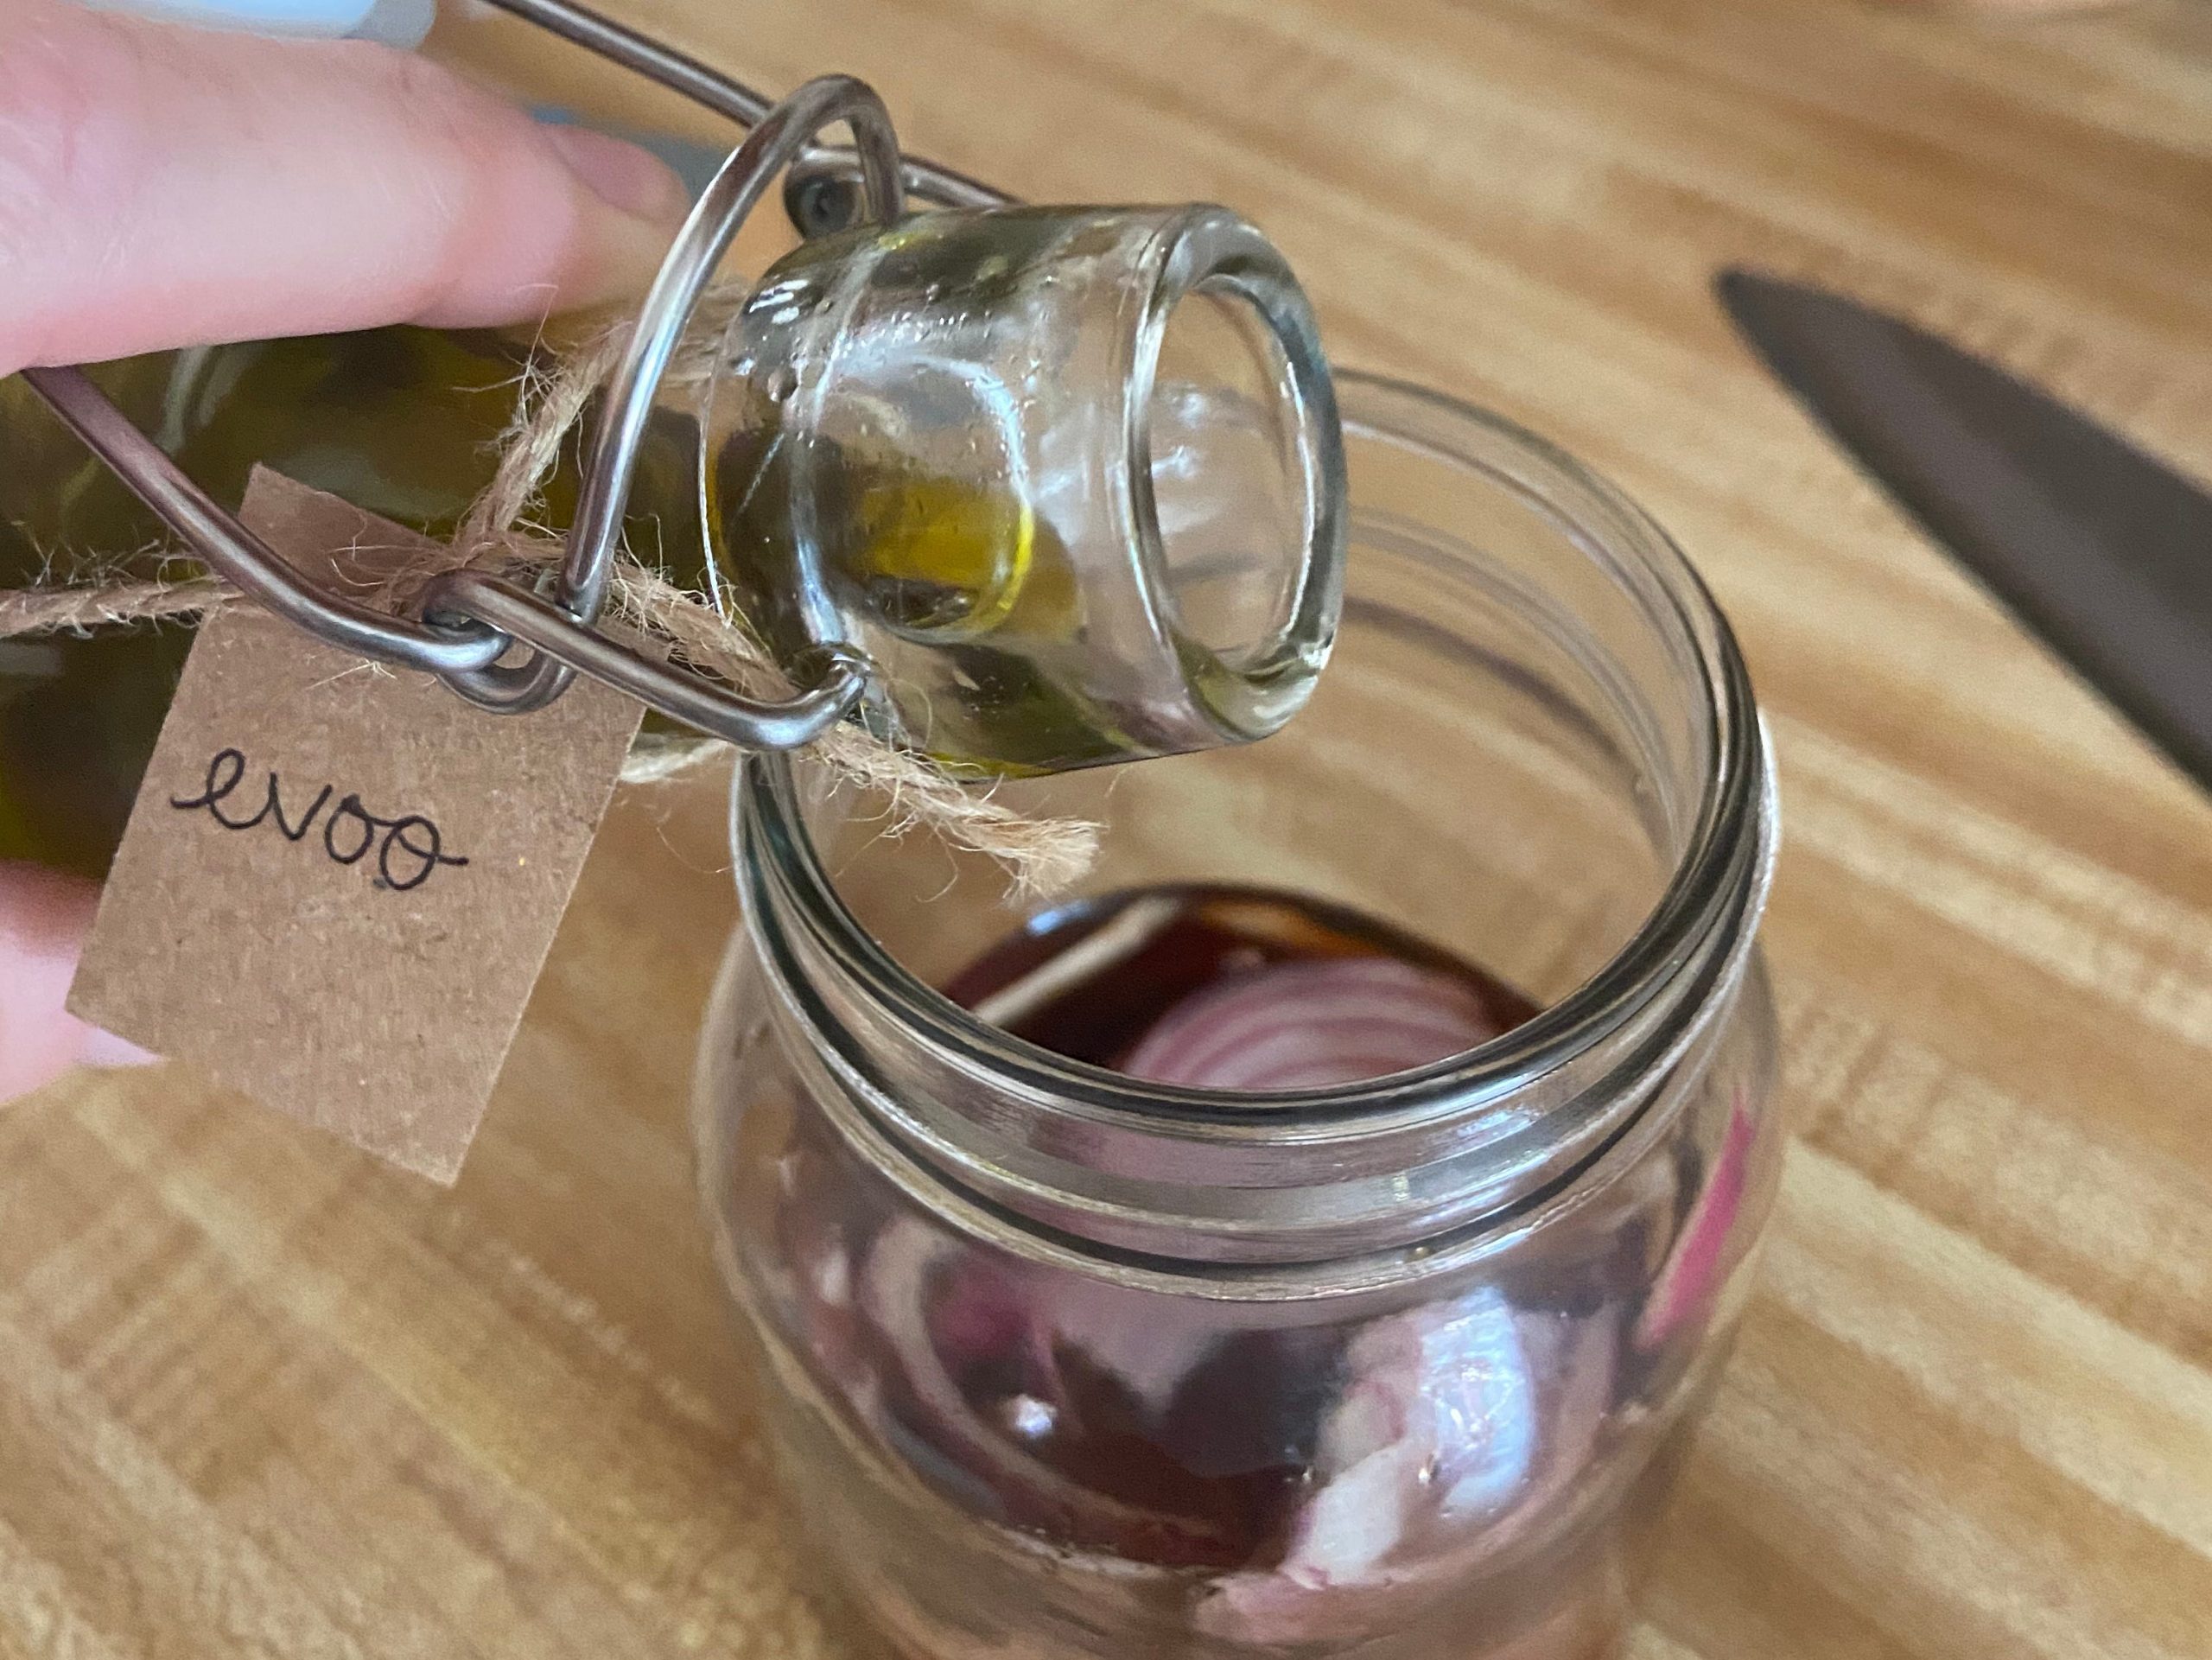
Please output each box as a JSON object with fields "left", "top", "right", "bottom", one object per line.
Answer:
{"left": 1195, "top": 1288, "right": 1546, "bottom": 1645}
{"left": 1121, "top": 957, "right": 1509, "bottom": 1091}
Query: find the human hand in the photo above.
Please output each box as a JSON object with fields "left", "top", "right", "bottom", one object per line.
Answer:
{"left": 0, "top": 0, "right": 689, "bottom": 1103}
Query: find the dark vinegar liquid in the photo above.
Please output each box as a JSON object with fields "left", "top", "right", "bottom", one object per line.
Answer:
{"left": 944, "top": 884, "right": 1541, "bottom": 1088}
{"left": 860, "top": 886, "right": 1551, "bottom": 1577}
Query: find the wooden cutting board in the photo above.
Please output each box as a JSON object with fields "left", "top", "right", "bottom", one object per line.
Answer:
{"left": 6, "top": 1, "right": 2212, "bottom": 1655}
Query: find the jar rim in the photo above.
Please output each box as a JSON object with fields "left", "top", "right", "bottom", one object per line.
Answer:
{"left": 740, "top": 370, "right": 1770, "bottom": 1137}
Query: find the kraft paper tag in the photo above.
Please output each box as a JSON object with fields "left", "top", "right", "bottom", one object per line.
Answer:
{"left": 69, "top": 468, "right": 646, "bottom": 1183}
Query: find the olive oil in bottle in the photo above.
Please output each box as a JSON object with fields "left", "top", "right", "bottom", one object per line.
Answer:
{"left": 2, "top": 211, "right": 1336, "bottom": 875}
{"left": 0, "top": 324, "right": 723, "bottom": 877}
{"left": 3, "top": 332, "right": 499, "bottom": 875}
{"left": 0, "top": 321, "right": 1117, "bottom": 882}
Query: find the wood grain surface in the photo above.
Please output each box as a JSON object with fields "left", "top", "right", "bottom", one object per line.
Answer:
{"left": 8, "top": 1, "right": 2212, "bottom": 1655}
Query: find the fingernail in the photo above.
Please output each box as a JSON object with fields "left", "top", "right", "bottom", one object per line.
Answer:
{"left": 544, "top": 124, "right": 688, "bottom": 226}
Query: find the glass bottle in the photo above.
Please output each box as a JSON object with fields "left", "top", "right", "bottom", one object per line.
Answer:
{"left": 0, "top": 325, "right": 699, "bottom": 875}
{"left": 707, "top": 205, "right": 1340, "bottom": 774}
{"left": 695, "top": 372, "right": 1783, "bottom": 1659}
{"left": 1, "top": 201, "right": 1339, "bottom": 871}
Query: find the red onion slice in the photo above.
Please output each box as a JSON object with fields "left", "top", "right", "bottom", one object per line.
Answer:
{"left": 1196, "top": 1288, "right": 1544, "bottom": 1645}
{"left": 1122, "top": 957, "right": 1509, "bottom": 1091}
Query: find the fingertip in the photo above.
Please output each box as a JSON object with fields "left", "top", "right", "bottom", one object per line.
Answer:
{"left": 397, "top": 107, "right": 690, "bottom": 329}
{"left": 559, "top": 195, "right": 686, "bottom": 318}
{"left": 537, "top": 124, "right": 690, "bottom": 312}
{"left": 543, "top": 124, "right": 690, "bottom": 226}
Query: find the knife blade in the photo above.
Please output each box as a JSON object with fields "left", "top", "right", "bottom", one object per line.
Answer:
{"left": 1716, "top": 269, "right": 2212, "bottom": 794}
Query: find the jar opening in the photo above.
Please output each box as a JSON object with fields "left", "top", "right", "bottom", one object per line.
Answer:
{"left": 732, "top": 372, "right": 1774, "bottom": 1269}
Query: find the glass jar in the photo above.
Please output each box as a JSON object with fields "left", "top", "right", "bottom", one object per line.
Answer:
{"left": 693, "top": 372, "right": 1783, "bottom": 1659}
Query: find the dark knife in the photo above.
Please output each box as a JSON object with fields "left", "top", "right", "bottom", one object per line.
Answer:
{"left": 1716, "top": 269, "right": 2212, "bottom": 793}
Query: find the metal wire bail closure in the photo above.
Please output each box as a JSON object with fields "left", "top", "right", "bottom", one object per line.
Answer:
{"left": 424, "top": 74, "right": 906, "bottom": 747}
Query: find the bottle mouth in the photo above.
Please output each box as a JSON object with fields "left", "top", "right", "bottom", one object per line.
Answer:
{"left": 732, "top": 372, "right": 1776, "bottom": 1278}
{"left": 1123, "top": 208, "right": 1347, "bottom": 746}
{"left": 699, "top": 204, "right": 1344, "bottom": 773}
